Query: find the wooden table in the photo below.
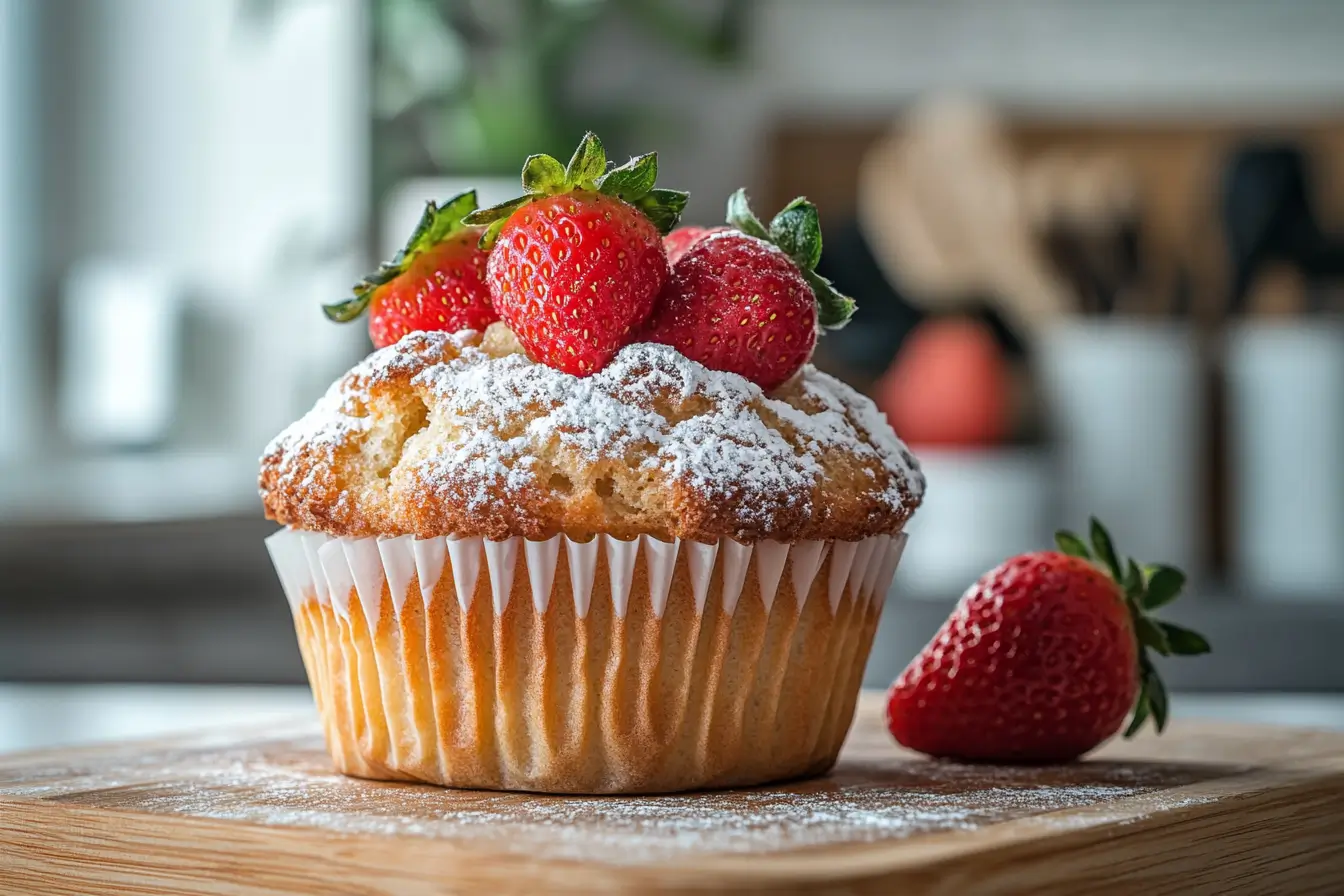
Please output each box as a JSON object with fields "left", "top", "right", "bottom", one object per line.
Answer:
{"left": 2, "top": 694, "right": 1342, "bottom": 894}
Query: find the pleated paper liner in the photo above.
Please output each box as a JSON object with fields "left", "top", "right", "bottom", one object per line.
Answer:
{"left": 266, "top": 530, "right": 907, "bottom": 794}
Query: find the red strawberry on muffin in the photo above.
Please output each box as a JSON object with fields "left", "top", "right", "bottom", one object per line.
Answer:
{"left": 324, "top": 191, "right": 494, "bottom": 348}
{"left": 641, "top": 190, "right": 855, "bottom": 391}
{"left": 663, "top": 225, "right": 728, "bottom": 265}
{"left": 465, "top": 132, "right": 687, "bottom": 376}
{"left": 886, "top": 519, "right": 1210, "bottom": 763}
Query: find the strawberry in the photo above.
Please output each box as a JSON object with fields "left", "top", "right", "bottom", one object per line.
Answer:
{"left": 886, "top": 519, "right": 1211, "bottom": 763}
{"left": 663, "top": 225, "right": 727, "bottom": 265}
{"left": 464, "top": 132, "right": 687, "bottom": 376}
{"left": 323, "top": 191, "right": 494, "bottom": 348}
{"left": 640, "top": 190, "right": 855, "bottom": 391}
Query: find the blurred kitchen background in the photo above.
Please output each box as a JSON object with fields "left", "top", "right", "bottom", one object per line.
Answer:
{"left": 5, "top": 0, "right": 1344, "bottom": 748}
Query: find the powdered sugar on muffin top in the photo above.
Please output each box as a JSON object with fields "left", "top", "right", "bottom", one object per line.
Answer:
{"left": 261, "top": 328, "right": 923, "bottom": 542}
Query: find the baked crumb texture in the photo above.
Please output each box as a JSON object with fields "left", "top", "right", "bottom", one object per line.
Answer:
{"left": 260, "top": 325, "right": 924, "bottom": 543}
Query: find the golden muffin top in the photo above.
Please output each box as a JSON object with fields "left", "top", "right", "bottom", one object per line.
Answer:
{"left": 260, "top": 325, "right": 923, "bottom": 543}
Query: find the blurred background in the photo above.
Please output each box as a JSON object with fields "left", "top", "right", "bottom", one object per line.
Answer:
{"left": 5, "top": 0, "right": 1344, "bottom": 749}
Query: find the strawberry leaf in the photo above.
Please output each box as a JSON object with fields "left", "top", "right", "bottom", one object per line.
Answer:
{"left": 725, "top": 188, "right": 769, "bottom": 240}
{"left": 1134, "top": 613, "right": 1172, "bottom": 656}
{"left": 1142, "top": 566, "right": 1186, "bottom": 610}
{"left": 1123, "top": 558, "right": 1145, "bottom": 600}
{"left": 1124, "top": 684, "right": 1151, "bottom": 738}
{"left": 634, "top": 187, "right": 689, "bottom": 235}
{"left": 322, "top": 293, "right": 372, "bottom": 323}
{"left": 477, "top": 216, "right": 510, "bottom": 251}
{"left": 1076, "top": 515, "right": 1207, "bottom": 742}
{"left": 1148, "top": 669, "right": 1170, "bottom": 733}
{"left": 597, "top": 152, "right": 658, "bottom": 201}
{"left": 522, "top": 154, "right": 566, "bottom": 194}
{"left": 769, "top": 197, "right": 823, "bottom": 271}
{"left": 328, "top": 191, "right": 478, "bottom": 325}
{"left": 565, "top": 131, "right": 607, "bottom": 188}
{"left": 804, "top": 269, "right": 856, "bottom": 329}
{"left": 463, "top": 196, "right": 529, "bottom": 227}
{"left": 401, "top": 191, "right": 478, "bottom": 259}
{"left": 1159, "top": 621, "right": 1211, "bottom": 656}
{"left": 1054, "top": 530, "right": 1091, "bottom": 558}
{"left": 469, "top": 135, "right": 686, "bottom": 241}
{"left": 1089, "top": 517, "right": 1123, "bottom": 581}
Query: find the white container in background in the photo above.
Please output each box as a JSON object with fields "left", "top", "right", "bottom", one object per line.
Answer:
{"left": 59, "top": 260, "right": 180, "bottom": 448}
{"left": 1227, "top": 320, "right": 1344, "bottom": 600}
{"left": 1037, "top": 321, "right": 1204, "bottom": 577}
{"left": 896, "top": 449, "right": 1054, "bottom": 599}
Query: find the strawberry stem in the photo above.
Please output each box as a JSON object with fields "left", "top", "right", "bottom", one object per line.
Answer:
{"left": 1053, "top": 517, "right": 1211, "bottom": 739}
{"left": 464, "top": 131, "right": 689, "bottom": 249}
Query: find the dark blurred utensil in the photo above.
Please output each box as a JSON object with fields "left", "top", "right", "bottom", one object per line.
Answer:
{"left": 1222, "top": 143, "right": 1344, "bottom": 316}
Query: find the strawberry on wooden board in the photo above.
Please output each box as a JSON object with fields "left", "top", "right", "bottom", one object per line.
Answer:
{"left": 886, "top": 519, "right": 1211, "bottom": 763}
{"left": 324, "top": 191, "right": 494, "bottom": 348}
{"left": 464, "top": 132, "right": 687, "bottom": 376}
{"left": 640, "top": 190, "right": 855, "bottom": 391}
{"left": 663, "top": 225, "right": 728, "bottom": 265}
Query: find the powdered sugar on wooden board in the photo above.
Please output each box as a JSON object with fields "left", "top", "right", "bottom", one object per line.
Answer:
{"left": 0, "top": 728, "right": 1224, "bottom": 865}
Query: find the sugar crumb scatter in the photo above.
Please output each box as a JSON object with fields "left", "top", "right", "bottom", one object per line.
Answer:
{"left": 0, "top": 735, "right": 1215, "bottom": 866}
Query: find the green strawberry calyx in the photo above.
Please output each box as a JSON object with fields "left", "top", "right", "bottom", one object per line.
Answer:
{"left": 724, "top": 188, "right": 856, "bottom": 329}
{"left": 1054, "top": 517, "right": 1212, "bottom": 739}
{"left": 323, "top": 190, "right": 479, "bottom": 323}
{"left": 464, "top": 131, "right": 689, "bottom": 250}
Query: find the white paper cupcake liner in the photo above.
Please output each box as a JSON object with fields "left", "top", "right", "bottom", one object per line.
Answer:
{"left": 266, "top": 530, "right": 908, "bottom": 627}
{"left": 266, "top": 528, "right": 907, "bottom": 793}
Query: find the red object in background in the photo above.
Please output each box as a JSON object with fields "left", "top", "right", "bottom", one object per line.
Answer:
{"left": 876, "top": 316, "right": 1010, "bottom": 448}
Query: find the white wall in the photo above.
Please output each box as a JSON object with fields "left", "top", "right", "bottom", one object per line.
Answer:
{"left": 34, "top": 0, "right": 372, "bottom": 458}
{"left": 0, "top": 0, "right": 38, "bottom": 461}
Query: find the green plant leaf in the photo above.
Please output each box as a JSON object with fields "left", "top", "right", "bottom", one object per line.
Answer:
{"left": 1159, "top": 621, "right": 1211, "bottom": 656}
{"left": 1142, "top": 566, "right": 1186, "bottom": 610}
{"left": 522, "top": 154, "right": 566, "bottom": 194}
{"left": 725, "top": 188, "right": 769, "bottom": 239}
{"left": 1089, "top": 517, "right": 1123, "bottom": 581}
{"left": 769, "top": 197, "right": 822, "bottom": 270}
{"left": 1054, "top": 530, "right": 1091, "bottom": 559}
{"left": 565, "top": 131, "right": 607, "bottom": 187}
{"left": 597, "top": 152, "right": 658, "bottom": 201}
{"left": 1134, "top": 612, "right": 1172, "bottom": 656}
{"left": 804, "top": 269, "right": 856, "bottom": 329}
{"left": 322, "top": 293, "right": 372, "bottom": 323}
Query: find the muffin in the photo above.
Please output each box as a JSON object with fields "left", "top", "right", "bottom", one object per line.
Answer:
{"left": 261, "top": 134, "right": 924, "bottom": 793}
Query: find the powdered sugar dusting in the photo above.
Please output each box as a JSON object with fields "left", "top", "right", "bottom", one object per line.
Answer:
{"left": 1, "top": 728, "right": 1222, "bottom": 866}
{"left": 412, "top": 340, "right": 919, "bottom": 523}
{"left": 261, "top": 329, "right": 924, "bottom": 540}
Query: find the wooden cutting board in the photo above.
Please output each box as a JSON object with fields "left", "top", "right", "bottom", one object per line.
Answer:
{"left": 2, "top": 694, "right": 1343, "bottom": 895}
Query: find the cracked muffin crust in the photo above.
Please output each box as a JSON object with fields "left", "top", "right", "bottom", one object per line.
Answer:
{"left": 260, "top": 324, "right": 923, "bottom": 543}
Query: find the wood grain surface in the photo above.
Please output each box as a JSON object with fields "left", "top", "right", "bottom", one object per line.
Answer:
{"left": 2, "top": 694, "right": 1343, "bottom": 895}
